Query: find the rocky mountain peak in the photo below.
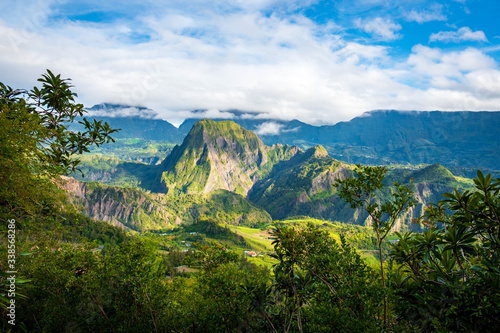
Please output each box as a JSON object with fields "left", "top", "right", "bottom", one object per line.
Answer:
{"left": 158, "top": 119, "right": 299, "bottom": 196}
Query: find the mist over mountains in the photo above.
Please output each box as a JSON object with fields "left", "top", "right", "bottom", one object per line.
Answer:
{"left": 81, "top": 104, "right": 500, "bottom": 171}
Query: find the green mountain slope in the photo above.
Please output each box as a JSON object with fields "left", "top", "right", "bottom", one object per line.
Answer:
{"left": 249, "top": 145, "right": 349, "bottom": 220}
{"left": 157, "top": 119, "right": 299, "bottom": 195}
{"left": 72, "top": 154, "right": 160, "bottom": 189}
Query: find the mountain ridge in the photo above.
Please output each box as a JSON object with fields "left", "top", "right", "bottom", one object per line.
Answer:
{"left": 81, "top": 104, "right": 500, "bottom": 170}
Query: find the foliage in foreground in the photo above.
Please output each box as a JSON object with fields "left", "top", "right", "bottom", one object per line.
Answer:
{"left": 1, "top": 171, "right": 499, "bottom": 332}
{"left": 391, "top": 170, "right": 500, "bottom": 332}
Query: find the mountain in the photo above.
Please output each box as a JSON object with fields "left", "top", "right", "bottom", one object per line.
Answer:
{"left": 81, "top": 105, "right": 500, "bottom": 170}
{"left": 248, "top": 145, "right": 350, "bottom": 220}
{"left": 157, "top": 119, "right": 299, "bottom": 195}
{"left": 248, "top": 144, "right": 474, "bottom": 228}
{"left": 69, "top": 119, "right": 477, "bottom": 231}
{"left": 179, "top": 110, "right": 500, "bottom": 170}
{"left": 319, "top": 110, "right": 500, "bottom": 169}
{"left": 72, "top": 103, "right": 183, "bottom": 142}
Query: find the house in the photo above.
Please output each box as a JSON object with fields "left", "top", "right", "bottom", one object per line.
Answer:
{"left": 245, "top": 251, "right": 257, "bottom": 257}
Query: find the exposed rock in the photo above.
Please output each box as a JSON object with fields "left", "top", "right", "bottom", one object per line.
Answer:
{"left": 159, "top": 119, "right": 299, "bottom": 196}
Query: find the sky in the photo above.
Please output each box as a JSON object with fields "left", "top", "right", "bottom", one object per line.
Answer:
{"left": 1, "top": 0, "right": 499, "bottom": 126}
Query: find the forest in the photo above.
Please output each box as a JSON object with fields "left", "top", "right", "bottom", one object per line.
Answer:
{"left": 1, "top": 71, "right": 500, "bottom": 332}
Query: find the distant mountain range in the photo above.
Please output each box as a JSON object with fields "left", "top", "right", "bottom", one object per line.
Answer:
{"left": 68, "top": 118, "right": 477, "bottom": 232}
{"left": 79, "top": 104, "right": 500, "bottom": 171}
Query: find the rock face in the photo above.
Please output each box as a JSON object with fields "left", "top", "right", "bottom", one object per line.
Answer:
{"left": 62, "top": 177, "right": 171, "bottom": 230}
{"left": 158, "top": 119, "right": 299, "bottom": 195}
{"left": 63, "top": 177, "right": 273, "bottom": 231}
{"left": 61, "top": 176, "right": 86, "bottom": 198}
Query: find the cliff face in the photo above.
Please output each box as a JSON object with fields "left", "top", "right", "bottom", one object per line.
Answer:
{"left": 62, "top": 177, "right": 272, "bottom": 231}
{"left": 62, "top": 177, "right": 171, "bottom": 230}
{"left": 158, "top": 119, "right": 299, "bottom": 195}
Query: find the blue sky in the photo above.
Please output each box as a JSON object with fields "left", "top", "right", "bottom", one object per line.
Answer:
{"left": 0, "top": 0, "right": 499, "bottom": 125}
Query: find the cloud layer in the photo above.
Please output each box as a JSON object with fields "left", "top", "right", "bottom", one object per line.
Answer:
{"left": 0, "top": 0, "right": 499, "bottom": 125}
{"left": 430, "top": 27, "right": 488, "bottom": 43}
{"left": 355, "top": 17, "right": 402, "bottom": 41}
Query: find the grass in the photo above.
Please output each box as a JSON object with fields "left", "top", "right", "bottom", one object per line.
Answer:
{"left": 153, "top": 217, "right": 396, "bottom": 271}
{"left": 228, "top": 225, "right": 274, "bottom": 250}
{"left": 358, "top": 250, "right": 379, "bottom": 265}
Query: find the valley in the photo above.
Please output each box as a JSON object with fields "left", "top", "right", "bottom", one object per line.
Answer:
{"left": 66, "top": 115, "right": 483, "bottom": 268}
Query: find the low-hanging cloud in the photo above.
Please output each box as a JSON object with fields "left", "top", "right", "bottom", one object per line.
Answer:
{"left": 253, "top": 122, "right": 285, "bottom": 136}
{"left": 86, "top": 105, "right": 158, "bottom": 118}
{"left": 0, "top": 0, "right": 499, "bottom": 127}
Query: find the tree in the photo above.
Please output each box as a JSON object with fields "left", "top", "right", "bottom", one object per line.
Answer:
{"left": 391, "top": 171, "right": 500, "bottom": 331}
{"left": 334, "top": 165, "right": 417, "bottom": 326}
{"left": 184, "top": 241, "right": 239, "bottom": 275}
{"left": 271, "top": 223, "right": 383, "bottom": 332}
{"left": 184, "top": 242, "right": 272, "bottom": 332}
{"left": 0, "top": 70, "right": 118, "bottom": 218}
{"left": 0, "top": 70, "right": 118, "bottom": 311}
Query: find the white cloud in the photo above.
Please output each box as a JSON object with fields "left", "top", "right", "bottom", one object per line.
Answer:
{"left": 408, "top": 45, "right": 495, "bottom": 77}
{"left": 405, "top": 4, "right": 447, "bottom": 24}
{"left": 465, "top": 69, "right": 500, "bottom": 99}
{"left": 0, "top": 0, "right": 499, "bottom": 127}
{"left": 253, "top": 122, "right": 284, "bottom": 136}
{"left": 430, "top": 27, "right": 488, "bottom": 43}
{"left": 355, "top": 17, "right": 402, "bottom": 41}
{"left": 403, "top": 45, "right": 500, "bottom": 110}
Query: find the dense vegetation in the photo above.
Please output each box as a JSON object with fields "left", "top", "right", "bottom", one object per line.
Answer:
{"left": 2, "top": 73, "right": 499, "bottom": 332}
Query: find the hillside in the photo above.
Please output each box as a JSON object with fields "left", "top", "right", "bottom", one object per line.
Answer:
{"left": 63, "top": 177, "right": 272, "bottom": 231}
{"left": 248, "top": 145, "right": 350, "bottom": 220}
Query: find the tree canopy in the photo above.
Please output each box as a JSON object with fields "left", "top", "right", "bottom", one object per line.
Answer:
{"left": 0, "top": 70, "right": 118, "bottom": 218}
